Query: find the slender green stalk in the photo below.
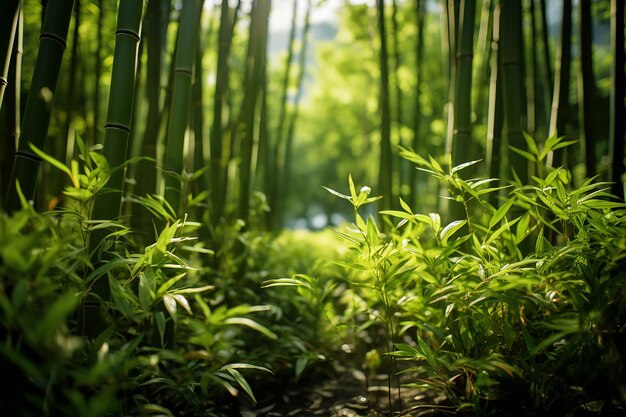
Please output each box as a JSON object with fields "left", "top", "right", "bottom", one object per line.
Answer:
{"left": 93, "top": 0, "right": 104, "bottom": 146}
{"left": 499, "top": 0, "right": 527, "bottom": 183}
{"left": 237, "top": 0, "right": 269, "bottom": 224}
{"left": 577, "top": 0, "right": 596, "bottom": 178}
{"left": 409, "top": 0, "right": 425, "bottom": 208}
{"left": 525, "top": 0, "right": 537, "bottom": 137}
{"left": 0, "top": 0, "right": 20, "bottom": 109}
{"left": 64, "top": 0, "right": 80, "bottom": 166}
{"left": 472, "top": 0, "right": 492, "bottom": 126}
{"left": 131, "top": 0, "right": 165, "bottom": 234}
{"left": 444, "top": 0, "right": 459, "bottom": 159}
{"left": 90, "top": 0, "right": 143, "bottom": 224}
{"left": 4, "top": 0, "right": 74, "bottom": 212}
{"left": 391, "top": 0, "right": 405, "bottom": 198}
{"left": 269, "top": 0, "right": 298, "bottom": 228}
{"left": 210, "top": 0, "right": 238, "bottom": 225}
{"left": 163, "top": 0, "right": 203, "bottom": 216}
{"left": 548, "top": 0, "right": 572, "bottom": 168}
{"left": 139, "top": 0, "right": 164, "bottom": 195}
{"left": 450, "top": 0, "right": 476, "bottom": 168}
{"left": 486, "top": 3, "right": 503, "bottom": 206}
{"left": 377, "top": 0, "right": 393, "bottom": 212}
{"left": 0, "top": 1, "right": 21, "bottom": 206}
{"left": 282, "top": 0, "right": 313, "bottom": 228}
{"left": 192, "top": 27, "right": 208, "bottom": 198}
{"left": 538, "top": 0, "right": 553, "bottom": 131}
{"left": 609, "top": 0, "right": 624, "bottom": 199}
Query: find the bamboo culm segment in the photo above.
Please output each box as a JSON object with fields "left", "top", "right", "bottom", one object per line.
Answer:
{"left": 0, "top": 0, "right": 21, "bottom": 109}
{"left": 91, "top": 0, "right": 143, "bottom": 223}
{"left": 499, "top": 0, "right": 527, "bottom": 183}
{"left": 5, "top": 0, "right": 74, "bottom": 212}
{"left": 451, "top": 0, "right": 476, "bottom": 169}
{"left": 377, "top": 0, "right": 393, "bottom": 212}
{"left": 164, "top": 0, "right": 203, "bottom": 217}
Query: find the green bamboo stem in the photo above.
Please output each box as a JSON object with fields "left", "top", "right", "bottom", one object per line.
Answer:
{"left": 4, "top": 0, "right": 74, "bottom": 212}
{"left": 93, "top": 0, "right": 104, "bottom": 146}
{"left": 192, "top": 30, "right": 208, "bottom": 198}
{"left": 0, "top": 1, "right": 21, "bottom": 206}
{"left": 538, "top": 0, "right": 553, "bottom": 132}
{"left": 210, "top": 0, "right": 238, "bottom": 225}
{"left": 472, "top": 0, "right": 492, "bottom": 126}
{"left": 548, "top": 0, "right": 572, "bottom": 168}
{"left": 409, "top": 0, "right": 425, "bottom": 208}
{"left": 526, "top": 0, "right": 537, "bottom": 137}
{"left": 64, "top": 0, "right": 80, "bottom": 167}
{"left": 281, "top": 0, "right": 312, "bottom": 228}
{"left": 450, "top": 0, "right": 476, "bottom": 169}
{"left": 486, "top": 3, "right": 503, "bottom": 206}
{"left": 499, "top": 0, "right": 527, "bottom": 183}
{"left": 391, "top": 0, "right": 405, "bottom": 197}
{"left": 270, "top": 0, "right": 298, "bottom": 226}
{"left": 377, "top": 0, "right": 393, "bottom": 212}
{"left": 237, "top": 0, "right": 269, "bottom": 224}
{"left": 90, "top": 0, "right": 143, "bottom": 225}
{"left": 577, "top": 0, "right": 596, "bottom": 178}
{"left": 163, "top": 0, "right": 203, "bottom": 216}
{"left": 444, "top": 0, "right": 459, "bottom": 158}
{"left": 0, "top": 0, "right": 20, "bottom": 109}
{"left": 609, "top": 0, "right": 624, "bottom": 199}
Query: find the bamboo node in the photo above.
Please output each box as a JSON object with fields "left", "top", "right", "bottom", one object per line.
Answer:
{"left": 39, "top": 32, "right": 67, "bottom": 48}
{"left": 15, "top": 151, "right": 42, "bottom": 163}
{"left": 174, "top": 68, "right": 194, "bottom": 76}
{"left": 115, "top": 29, "right": 141, "bottom": 42}
{"left": 105, "top": 122, "right": 131, "bottom": 134}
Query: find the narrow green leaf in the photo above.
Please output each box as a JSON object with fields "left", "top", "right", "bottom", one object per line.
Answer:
{"left": 163, "top": 294, "right": 177, "bottom": 322}
{"left": 224, "top": 317, "right": 278, "bottom": 339}
{"left": 172, "top": 294, "right": 192, "bottom": 315}
{"left": 223, "top": 368, "right": 257, "bottom": 404}
{"left": 154, "top": 311, "right": 166, "bottom": 345}
{"left": 439, "top": 220, "right": 467, "bottom": 246}
{"left": 489, "top": 199, "right": 514, "bottom": 229}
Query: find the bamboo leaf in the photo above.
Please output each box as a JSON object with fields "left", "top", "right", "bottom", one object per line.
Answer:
{"left": 163, "top": 294, "right": 177, "bottom": 322}
{"left": 440, "top": 220, "right": 467, "bottom": 246}
{"left": 489, "top": 199, "right": 514, "bottom": 229}
{"left": 224, "top": 317, "right": 278, "bottom": 340}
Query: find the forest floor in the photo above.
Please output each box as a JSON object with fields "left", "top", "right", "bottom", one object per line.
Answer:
{"left": 239, "top": 363, "right": 447, "bottom": 417}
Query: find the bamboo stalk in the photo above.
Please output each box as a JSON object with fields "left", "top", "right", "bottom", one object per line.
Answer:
{"left": 609, "top": 0, "right": 624, "bottom": 199}
{"left": 451, "top": 0, "right": 476, "bottom": 169}
{"left": 281, "top": 0, "right": 313, "bottom": 229}
{"left": 270, "top": 0, "right": 298, "bottom": 224}
{"left": 486, "top": 3, "right": 503, "bottom": 206}
{"left": 236, "top": 0, "right": 269, "bottom": 224}
{"left": 210, "top": 0, "right": 239, "bottom": 225}
{"left": 538, "top": 0, "right": 553, "bottom": 133}
{"left": 163, "top": 0, "right": 204, "bottom": 216}
{"left": 91, "top": 0, "right": 143, "bottom": 222}
{"left": 377, "top": 0, "right": 393, "bottom": 211}
{"left": 5, "top": 0, "right": 74, "bottom": 212}
{"left": 409, "top": 0, "right": 425, "bottom": 208}
{"left": 577, "top": 0, "right": 596, "bottom": 178}
{"left": 500, "top": 0, "right": 527, "bottom": 183}
{"left": 548, "top": 0, "right": 572, "bottom": 168}
{"left": 0, "top": 0, "right": 20, "bottom": 109}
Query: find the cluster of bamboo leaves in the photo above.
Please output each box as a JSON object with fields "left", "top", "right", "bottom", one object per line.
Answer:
{"left": 0, "top": 146, "right": 306, "bottom": 416}
{"left": 271, "top": 138, "right": 626, "bottom": 415}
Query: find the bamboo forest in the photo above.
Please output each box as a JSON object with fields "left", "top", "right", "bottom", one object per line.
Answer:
{"left": 1, "top": 0, "right": 626, "bottom": 415}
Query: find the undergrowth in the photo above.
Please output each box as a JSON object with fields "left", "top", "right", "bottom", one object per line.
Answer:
{"left": 2, "top": 135, "right": 625, "bottom": 416}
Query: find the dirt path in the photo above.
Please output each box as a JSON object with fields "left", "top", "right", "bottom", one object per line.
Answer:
{"left": 240, "top": 365, "right": 447, "bottom": 417}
